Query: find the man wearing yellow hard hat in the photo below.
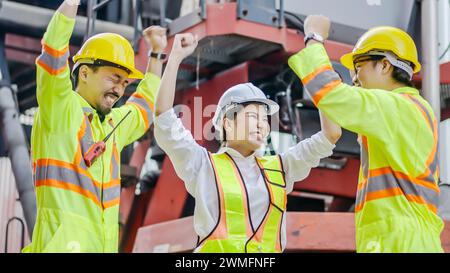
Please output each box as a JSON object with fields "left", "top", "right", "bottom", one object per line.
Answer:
{"left": 288, "top": 15, "right": 444, "bottom": 252}
{"left": 22, "top": 0, "right": 166, "bottom": 252}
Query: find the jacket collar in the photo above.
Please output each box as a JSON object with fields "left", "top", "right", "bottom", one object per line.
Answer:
{"left": 75, "top": 92, "right": 96, "bottom": 115}
{"left": 218, "top": 146, "right": 265, "bottom": 159}
{"left": 75, "top": 92, "right": 108, "bottom": 122}
{"left": 391, "top": 86, "right": 419, "bottom": 96}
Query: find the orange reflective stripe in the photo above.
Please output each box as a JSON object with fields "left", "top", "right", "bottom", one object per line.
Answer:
{"left": 206, "top": 152, "right": 228, "bottom": 241}
{"left": 131, "top": 93, "right": 154, "bottom": 112}
{"left": 312, "top": 79, "right": 341, "bottom": 105}
{"left": 405, "top": 194, "right": 437, "bottom": 213}
{"left": 127, "top": 101, "right": 150, "bottom": 129}
{"left": 225, "top": 153, "right": 253, "bottom": 237}
{"left": 36, "top": 158, "right": 97, "bottom": 185}
{"left": 252, "top": 205, "right": 273, "bottom": 243}
{"left": 356, "top": 168, "right": 439, "bottom": 213}
{"left": 41, "top": 40, "right": 69, "bottom": 58}
{"left": 110, "top": 145, "right": 120, "bottom": 181}
{"left": 403, "top": 94, "right": 439, "bottom": 181}
{"left": 127, "top": 93, "right": 154, "bottom": 130}
{"left": 37, "top": 40, "right": 70, "bottom": 75}
{"left": 36, "top": 59, "right": 68, "bottom": 75}
{"left": 75, "top": 115, "right": 88, "bottom": 166}
{"left": 302, "top": 64, "right": 334, "bottom": 85}
{"left": 368, "top": 167, "right": 438, "bottom": 192}
{"left": 36, "top": 179, "right": 101, "bottom": 207}
{"left": 356, "top": 188, "right": 438, "bottom": 214}
{"left": 102, "top": 197, "right": 120, "bottom": 209}
{"left": 355, "top": 187, "right": 403, "bottom": 213}
{"left": 35, "top": 158, "right": 121, "bottom": 209}
{"left": 252, "top": 156, "right": 285, "bottom": 252}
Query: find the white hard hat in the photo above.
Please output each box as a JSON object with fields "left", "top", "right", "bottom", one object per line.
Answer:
{"left": 212, "top": 83, "right": 279, "bottom": 138}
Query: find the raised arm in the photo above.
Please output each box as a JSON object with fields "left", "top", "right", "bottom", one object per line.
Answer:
{"left": 153, "top": 34, "right": 207, "bottom": 188}
{"left": 155, "top": 33, "right": 198, "bottom": 116}
{"left": 319, "top": 110, "right": 341, "bottom": 144}
{"left": 114, "top": 26, "right": 168, "bottom": 148}
{"left": 288, "top": 16, "right": 411, "bottom": 143}
{"left": 35, "top": 0, "right": 79, "bottom": 129}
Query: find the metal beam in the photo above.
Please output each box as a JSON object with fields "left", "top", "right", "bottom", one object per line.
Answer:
{"left": 421, "top": 0, "right": 440, "bottom": 121}
{"left": 0, "top": 1, "right": 135, "bottom": 43}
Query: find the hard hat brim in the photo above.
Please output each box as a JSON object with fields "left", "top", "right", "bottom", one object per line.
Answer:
{"left": 73, "top": 56, "right": 144, "bottom": 80}
{"left": 340, "top": 50, "right": 421, "bottom": 73}
{"left": 340, "top": 52, "right": 356, "bottom": 71}
{"left": 128, "top": 67, "right": 145, "bottom": 79}
{"left": 212, "top": 97, "right": 280, "bottom": 130}
{"left": 234, "top": 97, "right": 280, "bottom": 116}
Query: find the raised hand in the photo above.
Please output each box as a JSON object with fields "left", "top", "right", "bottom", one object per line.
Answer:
{"left": 169, "top": 33, "right": 199, "bottom": 64}
{"left": 143, "top": 26, "right": 168, "bottom": 53}
{"left": 304, "top": 15, "right": 331, "bottom": 40}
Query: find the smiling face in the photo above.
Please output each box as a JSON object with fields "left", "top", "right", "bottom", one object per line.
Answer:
{"left": 223, "top": 103, "right": 270, "bottom": 153}
{"left": 77, "top": 65, "right": 130, "bottom": 115}
{"left": 352, "top": 55, "right": 396, "bottom": 90}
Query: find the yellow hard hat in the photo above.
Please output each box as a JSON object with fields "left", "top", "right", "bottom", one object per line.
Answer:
{"left": 340, "top": 26, "right": 421, "bottom": 73}
{"left": 73, "top": 33, "right": 144, "bottom": 79}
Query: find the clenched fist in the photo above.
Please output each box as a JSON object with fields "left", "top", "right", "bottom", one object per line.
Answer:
{"left": 143, "top": 26, "right": 168, "bottom": 53}
{"left": 304, "top": 15, "right": 331, "bottom": 40}
{"left": 169, "top": 33, "right": 198, "bottom": 63}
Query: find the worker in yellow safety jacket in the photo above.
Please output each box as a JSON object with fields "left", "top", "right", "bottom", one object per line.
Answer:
{"left": 22, "top": 0, "right": 168, "bottom": 253}
{"left": 153, "top": 34, "right": 342, "bottom": 252}
{"left": 288, "top": 15, "right": 444, "bottom": 253}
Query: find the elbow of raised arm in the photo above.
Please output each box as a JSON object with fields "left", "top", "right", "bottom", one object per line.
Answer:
{"left": 323, "top": 126, "right": 342, "bottom": 144}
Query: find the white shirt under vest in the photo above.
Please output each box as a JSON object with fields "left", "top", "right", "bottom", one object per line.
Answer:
{"left": 154, "top": 108, "right": 335, "bottom": 252}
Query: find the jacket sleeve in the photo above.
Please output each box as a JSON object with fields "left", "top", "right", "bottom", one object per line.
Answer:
{"left": 36, "top": 11, "right": 76, "bottom": 131}
{"left": 288, "top": 43, "right": 413, "bottom": 144}
{"left": 114, "top": 73, "right": 160, "bottom": 149}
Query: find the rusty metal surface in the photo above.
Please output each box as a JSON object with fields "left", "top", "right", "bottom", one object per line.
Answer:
{"left": 294, "top": 158, "right": 360, "bottom": 199}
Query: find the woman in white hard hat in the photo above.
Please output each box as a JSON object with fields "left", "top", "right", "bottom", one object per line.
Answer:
{"left": 153, "top": 33, "right": 342, "bottom": 253}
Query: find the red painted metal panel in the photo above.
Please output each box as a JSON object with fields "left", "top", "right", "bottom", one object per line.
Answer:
{"left": 294, "top": 158, "right": 360, "bottom": 199}
{"left": 413, "top": 62, "right": 450, "bottom": 84}
{"left": 441, "top": 62, "right": 450, "bottom": 84}
{"left": 5, "top": 33, "right": 79, "bottom": 65}
{"left": 133, "top": 212, "right": 450, "bottom": 253}
{"left": 133, "top": 212, "right": 355, "bottom": 253}
{"left": 163, "top": 3, "right": 353, "bottom": 61}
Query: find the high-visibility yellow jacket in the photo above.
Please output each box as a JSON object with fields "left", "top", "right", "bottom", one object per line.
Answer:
{"left": 22, "top": 11, "right": 160, "bottom": 253}
{"left": 288, "top": 43, "right": 444, "bottom": 253}
{"left": 196, "top": 153, "right": 286, "bottom": 253}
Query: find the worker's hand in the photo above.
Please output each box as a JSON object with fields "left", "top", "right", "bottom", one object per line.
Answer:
{"left": 66, "top": 0, "right": 81, "bottom": 6}
{"left": 143, "top": 26, "right": 168, "bottom": 53}
{"left": 169, "top": 33, "right": 199, "bottom": 63}
{"left": 304, "top": 15, "right": 331, "bottom": 40}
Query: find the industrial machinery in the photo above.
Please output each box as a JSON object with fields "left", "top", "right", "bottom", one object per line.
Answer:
{"left": 0, "top": 0, "right": 449, "bottom": 253}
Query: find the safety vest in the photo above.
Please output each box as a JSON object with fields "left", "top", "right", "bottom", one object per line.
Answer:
{"left": 22, "top": 11, "right": 159, "bottom": 253}
{"left": 288, "top": 43, "right": 444, "bottom": 253}
{"left": 196, "top": 152, "right": 287, "bottom": 253}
